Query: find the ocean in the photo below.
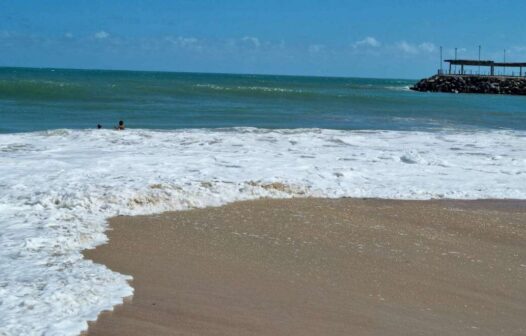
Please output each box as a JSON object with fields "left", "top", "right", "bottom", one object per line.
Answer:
{"left": 1, "top": 67, "right": 526, "bottom": 335}
{"left": 2, "top": 67, "right": 526, "bottom": 133}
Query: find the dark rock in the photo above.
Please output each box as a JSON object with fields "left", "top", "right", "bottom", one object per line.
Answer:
{"left": 410, "top": 75, "right": 526, "bottom": 95}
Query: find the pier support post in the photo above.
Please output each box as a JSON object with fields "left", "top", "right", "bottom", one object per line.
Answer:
{"left": 491, "top": 65, "right": 494, "bottom": 76}
{"left": 448, "top": 63, "right": 451, "bottom": 75}
{"left": 461, "top": 65, "right": 464, "bottom": 75}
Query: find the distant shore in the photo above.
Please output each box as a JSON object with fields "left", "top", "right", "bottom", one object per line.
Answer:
{"left": 84, "top": 198, "right": 526, "bottom": 336}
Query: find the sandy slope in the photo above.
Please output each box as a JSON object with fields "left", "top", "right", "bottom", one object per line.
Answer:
{"left": 84, "top": 198, "right": 526, "bottom": 336}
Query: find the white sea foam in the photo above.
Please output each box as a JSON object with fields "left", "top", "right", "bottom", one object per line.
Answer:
{"left": 195, "top": 83, "right": 300, "bottom": 93}
{"left": 385, "top": 85, "right": 412, "bottom": 91}
{"left": 1, "top": 128, "right": 525, "bottom": 335}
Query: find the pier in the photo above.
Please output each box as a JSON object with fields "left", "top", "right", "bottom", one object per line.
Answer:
{"left": 444, "top": 59, "right": 526, "bottom": 77}
{"left": 411, "top": 58, "right": 526, "bottom": 95}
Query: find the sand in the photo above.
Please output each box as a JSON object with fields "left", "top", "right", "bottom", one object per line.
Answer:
{"left": 84, "top": 198, "right": 526, "bottom": 336}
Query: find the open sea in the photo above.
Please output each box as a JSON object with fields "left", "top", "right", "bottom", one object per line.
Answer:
{"left": 2, "top": 67, "right": 526, "bottom": 133}
{"left": 1, "top": 67, "right": 526, "bottom": 335}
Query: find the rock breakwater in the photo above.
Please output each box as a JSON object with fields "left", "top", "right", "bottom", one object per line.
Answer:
{"left": 411, "top": 75, "right": 526, "bottom": 95}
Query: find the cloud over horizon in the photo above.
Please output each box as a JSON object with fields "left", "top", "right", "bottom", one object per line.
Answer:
{"left": 241, "top": 36, "right": 261, "bottom": 48}
{"left": 396, "top": 41, "right": 436, "bottom": 54}
{"left": 353, "top": 37, "right": 381, "bottom": 48}
{"left": 1, "top": 1, "right": 525, "bottom": 79}
{"left": 2, "top": 28, "right": 518, "bottom": 79}
{"left": 94, "top": 31, "right": 109, "bottom": 39}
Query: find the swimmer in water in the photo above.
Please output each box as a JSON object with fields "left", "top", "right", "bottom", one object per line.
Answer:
{"left": 115, "top": 120, "right": 125, "bottom": 130}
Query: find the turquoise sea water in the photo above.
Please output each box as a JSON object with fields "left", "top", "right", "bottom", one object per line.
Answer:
{"left": 1, "top": 67, "right": 525, "bottom": 133}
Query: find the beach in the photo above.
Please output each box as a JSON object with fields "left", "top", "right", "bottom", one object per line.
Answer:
{"left": 84, "top": 198, "right": 526, "bottom": 336}
{"left": 4, "top": 2, "right": 526, "bottom": 333}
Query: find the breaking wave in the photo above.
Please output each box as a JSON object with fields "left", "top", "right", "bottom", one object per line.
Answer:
{"left": 1, "top": 127, "right": 525, "bottom": 335}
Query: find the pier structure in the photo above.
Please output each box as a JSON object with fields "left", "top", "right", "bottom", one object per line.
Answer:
{"left": 444, "top": 59, "right": 526, "bottom": 77}
{"left": 412, "top": 52, "right": 526, "bottom": 95}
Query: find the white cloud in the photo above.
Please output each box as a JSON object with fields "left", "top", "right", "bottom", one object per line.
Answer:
{"left": 179, "top": 37, "right": 198, "bottom": 46}
{"left": 225, "top": 37, "right": 287, "bottom": 51}
{"left": 241, "top": 36, "right": 260, "bottom": 48}
{"left": 94, "top": 31, "right": 109, "bottom": 39}
{"left": 308, "top": 44, "right": 325, "bottom": 53}
{"left": 224, "top": 37, "right": 285, "bottom": 54}
{"left": 163, "top": 36, "right": 204, "bottom": 53}
{"left": 396, "top": 41, "right": 436, "bottom": 54}
{"left": 166, "top": 36, "right": 199, "bottom": 48}
{"left": 418, "top": 42, "right": 436, "bottom": 53}
{"left": 353, "top": 36, "right": 381, "bottom": 48}
{"left": 396, "top": 41, "right": 418, "bottom": 54}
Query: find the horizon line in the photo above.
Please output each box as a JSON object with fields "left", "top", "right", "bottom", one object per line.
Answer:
{"left": 0, "top": 65, "right": 418, "bottom": 82}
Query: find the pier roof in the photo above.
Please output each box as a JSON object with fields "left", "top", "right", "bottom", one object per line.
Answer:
{"left": 445, "top": 59, "right": 526, "bottom": 67}
{"left": 444, "top": 59, "right": 494, "bottom": 66}
{"left": 493, "top": 62, "right": 526, "bottom": 67}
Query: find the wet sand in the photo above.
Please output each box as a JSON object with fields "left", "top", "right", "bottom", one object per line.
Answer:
{"left": 84, "top": 198, "right": 526, "bottom": 335}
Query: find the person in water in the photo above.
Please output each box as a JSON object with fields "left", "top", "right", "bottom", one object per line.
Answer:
{"left": 115, "top": 120, "right": 125, "bottom": 130}
{"left": 97, "top": 124, "right": 102, "bottom": 129}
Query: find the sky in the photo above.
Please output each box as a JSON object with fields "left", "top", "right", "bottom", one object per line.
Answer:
{"left": 1, "top": 0, "right": 526, "bottom": 79}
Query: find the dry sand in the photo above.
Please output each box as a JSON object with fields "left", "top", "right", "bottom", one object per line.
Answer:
{"left": 84, "top": 198, "right": 526, "bottom": 336}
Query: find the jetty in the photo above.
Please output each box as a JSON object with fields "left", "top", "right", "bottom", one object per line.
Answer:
{"left": 411, "top": 59, "right": 526, "bottom": 95}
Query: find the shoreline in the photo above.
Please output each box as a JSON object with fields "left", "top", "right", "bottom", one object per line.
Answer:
{"left": 84, "top": 197, "right": 526, "bottom": 335}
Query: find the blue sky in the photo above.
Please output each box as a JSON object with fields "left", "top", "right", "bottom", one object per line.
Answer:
{"left": 1, "top": 0, "right": 526, "bottom": 78}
